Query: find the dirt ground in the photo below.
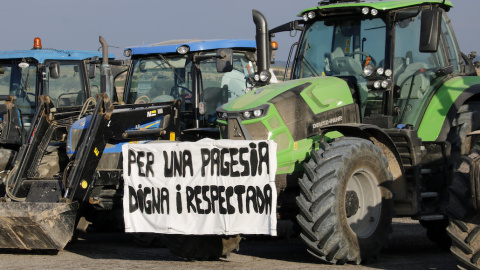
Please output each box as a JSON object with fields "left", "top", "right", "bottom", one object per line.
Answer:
{"left": 0, "top": 218, "right": 457, "bottom": 270}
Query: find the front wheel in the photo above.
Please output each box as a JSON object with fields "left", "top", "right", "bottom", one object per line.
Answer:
{"left": 296, "top": 137, "right": 393, "bottom": 264}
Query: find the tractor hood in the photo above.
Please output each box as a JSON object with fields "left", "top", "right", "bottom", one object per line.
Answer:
{"left": 217, "top": 76, "right": 360, "bottom": 174}
{"left": 219, "top": 76, "right": 355, "bottom": 114}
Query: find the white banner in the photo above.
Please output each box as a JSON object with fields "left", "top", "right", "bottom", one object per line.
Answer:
{"left": 122, "top": 138, "right": 277, "bottom": 236}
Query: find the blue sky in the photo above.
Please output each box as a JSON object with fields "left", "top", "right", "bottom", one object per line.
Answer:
{"left": 0, "top": 0, "right": 476, "bottom": 61}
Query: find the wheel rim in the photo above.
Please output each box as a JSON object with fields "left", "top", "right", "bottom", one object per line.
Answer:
{"left": 345, "top": 168, "right": 382, "bottom": 239}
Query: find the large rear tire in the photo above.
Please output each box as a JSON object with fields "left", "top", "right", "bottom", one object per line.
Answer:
{"left": 296, "top": 137, "right": 393, "bottom": 264}
{"left": 447, "top": 149, "right": 480, "bottom": 270}
{"left": 423, "top": 102, "right": 480, "bottom": 250}
{"left": 161, "top": 235, "right": 242, "bottom": 260}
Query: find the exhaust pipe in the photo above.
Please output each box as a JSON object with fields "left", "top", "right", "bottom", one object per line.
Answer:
{"left": 252, "top": 10, "right": 271, "bottom": 83}
{"left": 99, "top": 36, "right": 114, "bottom": 99}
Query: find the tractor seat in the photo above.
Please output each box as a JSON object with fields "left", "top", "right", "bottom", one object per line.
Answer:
{"left": 396, "top": 62, "right": 430, "bottom": 99}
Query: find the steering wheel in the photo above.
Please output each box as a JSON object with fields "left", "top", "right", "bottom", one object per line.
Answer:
{"left": 152, "top": 95, "right": 174, "bottom": 102}
{"left": 170, "top": 86, "right": 192, "bottom": 99}
{"left": 347, "top": 51, "right": 376, "bottom": 66}
{"left": 134, "top": 95, "right": 150, "bottom": 104}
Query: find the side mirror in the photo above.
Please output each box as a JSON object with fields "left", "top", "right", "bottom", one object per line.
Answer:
{"left": 216, "top": 48, "right": 233, "bottom": 73}
{"left": 419, "top": 9, "right": 442, "bottom": 53}
{"left": 88, "top": 64, "right": 97, "bottom": 79}
{"left": 49, "top": 61, "right": 61, "bottom": 79}
{"left": 88, "top": 56, "right": 99, "bottom": 79}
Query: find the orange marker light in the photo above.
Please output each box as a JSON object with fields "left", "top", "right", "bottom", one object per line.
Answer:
{"left": 33, "top": 37, "right": 42, "bottom": 50}
{"left": 365, "top": 56, "right": 371, "bottom": 66}
{"left": 271, "top": 41, "right": 278, "bottom": 50}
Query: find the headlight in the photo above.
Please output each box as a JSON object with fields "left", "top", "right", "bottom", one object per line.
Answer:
{"left": 177, "top": 45, "right": 189, "bottom": 54}
{"left": 363, "top": 65, "right": 375, "bottom": 77}
{"left": 362, "top": 7, "right": 370, "bottom": 15}
{"left": 384, "top": 69, "right": 393, "bottom": 77}
{"left": 303, "top": 14, "right": 309, "bottom": 21}
{"left": 124, "top": 49, "right": 132, "bottom": 57}
{"left": 254, "top": 74, "right": 260, "bottom": 81}
{"left": 376, "top": 67, "right": 384, "bottom": 76}
{"left": 217, "top": 112, "right": 228, "bottom": 119}
{"left": 259, "top": 70, "right": 270, "bottom": 82}
{"left": 243, "top": 111, "right": 251, "bottom": 118}
{"left": 371, "top": 9, "right": 378, "bottom": 16}
{"left": 381, "top": 80, "right": 391, "bottom": 88}
{"left": 373, "top": 80, "right": 382, "bottom": 89}
{"left": 18, "top": 62, "right": 29, "bottom": 68}
{"left": 253, "top": 109, "right": 263, "bottom": 117}
{"left": 308, "top": 11, "right": 316, "bottom": 20}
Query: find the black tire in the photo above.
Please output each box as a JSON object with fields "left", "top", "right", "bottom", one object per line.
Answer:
{"left": 447, "top": 149, "right": 480, "bottom": 270}
{"left": 442, "top": 102, "right": 480, "bottom": 260}
{"left": 296, "top": 137, "right": 393, "bottom": 264}
{"left": 161, "top": 234, "right": 242, "bottom": 260}
{"left": 447, "top": 102, "right": 480, "bottom": 159}
{"left": 423, "top": 102, "right": 480, "bottom": 250}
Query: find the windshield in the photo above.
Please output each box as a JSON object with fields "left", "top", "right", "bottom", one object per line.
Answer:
{"left": 0, "top": 60, "right": 37, "bottom": 116}
{"left": 295, "top": 17, "right": 386, "bottom": 79}
{"left": 46, "top": 60, "right": 85, "bottom": 107}
{"left": 294, "top": 17, "right": 387, "bottom": 117}
{"left": 197, "top": 52, "right": 254, "bottom": 123}
{"left": 126, "top": 55, "right": 190, "bottom": 104}
{"left": 127, "top": 51, "right": 254, "bottom": 127}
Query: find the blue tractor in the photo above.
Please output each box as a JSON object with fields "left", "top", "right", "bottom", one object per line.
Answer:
{"left": 0, "top": 38, "right": 261, "bottom": 256}
{"left": 0, "top": 38, "right": 118, "bottom": 173}
{"left": 122, "top": 39, "right": 258, "bottom": 139}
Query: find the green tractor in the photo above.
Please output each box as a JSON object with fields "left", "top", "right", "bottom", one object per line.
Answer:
{"left": 217, "top": 0, "right": 480, "bottom": 268}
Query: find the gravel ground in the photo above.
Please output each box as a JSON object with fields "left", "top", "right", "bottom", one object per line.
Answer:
{"left": 0, "top": 218, "right": 457, "bottom": 270}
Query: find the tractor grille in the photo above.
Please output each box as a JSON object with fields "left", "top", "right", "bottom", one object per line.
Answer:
{"left": 227, "top": 118, "right": 245, "bottom": 140}
{"left": 220, "top": 118, "right": 269, "bottom": 141}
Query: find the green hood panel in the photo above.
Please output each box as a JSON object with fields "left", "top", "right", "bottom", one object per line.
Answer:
{"left": 300, "top": 0, "right": 453, "bottom": 16}
{"left": 418, "top": 76, "right": 480, "bottom": 141}
{"left": 221, "top": 76, "right": 354, "bottom": 113}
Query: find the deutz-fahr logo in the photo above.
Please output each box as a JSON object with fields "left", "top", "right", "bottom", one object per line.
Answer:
{"left": 313, "top": 116, "right": 343, "bottom": 129}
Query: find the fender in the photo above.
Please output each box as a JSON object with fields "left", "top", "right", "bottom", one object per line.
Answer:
{"left": 322, "top": 124, "right": 403, "bottom": 173}
{"left": 321, "top": 124, "right": 408, "bottom": 200}
{"left": 417, "top": 76, "right": 480, "bottom": 142}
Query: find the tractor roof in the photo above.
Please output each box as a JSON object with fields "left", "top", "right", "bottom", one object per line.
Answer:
{"left": 300, "top": 0, "right": 453, "bottom": 16}
{"left": 126, "top": 39, "right": 256, "bottom": 56}
{"left": 0, "top": 49, "right": 112, "bottom": 63}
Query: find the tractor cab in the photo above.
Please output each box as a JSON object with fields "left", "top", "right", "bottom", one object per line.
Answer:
{"left": 123, "top": 39, "right": 256, "bottom": 133}
{"left": 285, "top": 0, "right": 469, "bottom": 129}
{"left": 0, "top": 37, "right": 114, "bottom": 129}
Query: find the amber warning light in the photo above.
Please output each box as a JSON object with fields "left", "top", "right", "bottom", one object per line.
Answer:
{"left": 33, "top": 37, "right": 42, "bottom": 50}
{"left": 271, "top": 41, "right": 278, "bottom": 50}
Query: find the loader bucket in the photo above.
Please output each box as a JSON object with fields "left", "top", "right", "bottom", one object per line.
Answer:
{"left": 0, "top": 202, "right": 77, "bottom": 250}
